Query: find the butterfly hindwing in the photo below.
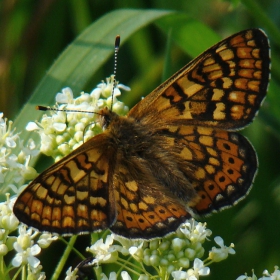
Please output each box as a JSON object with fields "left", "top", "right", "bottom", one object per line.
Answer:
{"left": 110, "top": 155, "right": 190, "bottom": 238}
{"left": 13, "top": 134, "right": 117, "bottom": 234}
{"left": 155, "top": 125, "right": 257, "bottom": 215}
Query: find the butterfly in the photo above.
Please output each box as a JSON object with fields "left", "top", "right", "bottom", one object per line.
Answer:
{"left": 13, "top": 29, "right": 270, "bottom": 239}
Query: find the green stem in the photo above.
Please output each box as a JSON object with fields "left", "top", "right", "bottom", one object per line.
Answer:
{"left": 117, "top": 257, "right": 144, "bottom": 273}
{"left": 11, "top": 266, "right": 23, "bottom": 280}
{"left": 59, "top": 236, "right": 85, "bottom": 260}
{"left": 51, "top": 235, "right": 77, "bottom": 280}
{"left": 21, "top": 265, "right": 26, "bottom": 280}
{"left": 0, "top": 256, "right": 4, "bottom": 279}
{"left": 115, "top": 259, "right": 142, "bottom": 278}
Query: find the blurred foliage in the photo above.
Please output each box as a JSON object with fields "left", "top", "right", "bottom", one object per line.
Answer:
{"left": 1, "top": 0, "right": 280, "bottom": 279}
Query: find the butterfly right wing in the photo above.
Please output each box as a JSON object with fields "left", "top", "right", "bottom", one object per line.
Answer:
{"left": 13, "top": 133, "right": 117, "bottom": 235}
{"left": 155, "top": 124, "right": 257, "bottom": 216}
{"left": 128, "top": 29, "right": 270, "bottom": 130}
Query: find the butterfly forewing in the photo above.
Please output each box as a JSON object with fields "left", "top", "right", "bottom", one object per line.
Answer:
{"left": 129, "top": 29, "right": 270, "bottom": 130}
{"left": 13, "top": 29, "right": 270, "bottom": 239}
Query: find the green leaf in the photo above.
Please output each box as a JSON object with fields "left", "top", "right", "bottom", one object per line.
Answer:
{"left": 157, "top": 13, "right": 220, "bottom": 58}
{"left": 125, "top": 14, "right": 220, "bottom": 105}
{"left": 12, "top": 9, "right": 173, "bottom": 157}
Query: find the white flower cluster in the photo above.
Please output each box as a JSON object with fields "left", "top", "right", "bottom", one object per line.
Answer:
{"left": 27, "top": 75, "right": 129, "bottom": 161}
{"left": 0, "top": 194, "right": 58, "bottom": 279}
{"left": 237, "top": 267, "right": 280, "bottom": 280}
{"left": 0, "top": 111, "right": 61, "bottom": 279}
{"left": 0, "top": 113, "right": 38, "bottom": 195}
{"left": 86, "top": 220, "right": 235, "bottom": 280}
{"left": 3, "top": 75, "right": 273, "bottom": 280}
{"left": 4, "top": 76, "right": 130, "bottom": 280}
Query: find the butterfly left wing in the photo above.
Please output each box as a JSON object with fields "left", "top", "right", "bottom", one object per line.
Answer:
{"left": 13, "top": 133, "right": 117, "bottom": 235}
{"left": 128, "top": 29, "right": 270, "bottom": 130}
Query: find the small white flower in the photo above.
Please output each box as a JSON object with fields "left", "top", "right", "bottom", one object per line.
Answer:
{"left": 31, "top": 76, "right": 129, "bottom": 161}
{"left": 121, "top": 271, "right": 132, "bottom": 280}
{"left": 56, "top": 87, "right": 74, "bottom": 104}
{"left": 26, "top": 122, "right": 40, "bottom": 131}
{"left": 101, "top": 272, "right": 117, "bottom": 280}
{"left": 12, "top": 243, "right": 41, "bottom": 268}
{"left": 209, "top": 236, "right": 235, "bottom": 262}
{"left": 37, "top": 233, "right": 58, "bottom": 248}
{"left": 172, "top": 259, "right": 209, "bottom": 280}
{"left": 236, "top": 272, "right": 257, "bottom": 280}
{"left": 28, "top": 264, "right": 46, "bottom": 280}
{"left": 262, "top": 266, "right": 280, "bottom": 280}
{"left": 96, "top": 76, "right": 115, "bottom": 98}
{"left": 112, "top": 234, "right": 143, "bottom": 256}
{"left": 12, "top": 225, "right": 41, "bottom": 268}
{"left": 180, "top": 220, "right": 212, "bottom": 243}
{"left": 87, "top": 234, "right": 118, "bottom": 264}
{"left": 192, "top": 258, "right": 210, "bottom": 276}
{"left": 0, "top": 115, "right": 18, "bottom": 147}
{"left": 0, "top": 194, "right": 18, "bottom": 232}
{"left": 65, "top": 266, "right": 78, "bottom": 280}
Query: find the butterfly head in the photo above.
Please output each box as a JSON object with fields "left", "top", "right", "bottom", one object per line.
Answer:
{"left": 99, "top": 107, "right": 119, "bottom": 130}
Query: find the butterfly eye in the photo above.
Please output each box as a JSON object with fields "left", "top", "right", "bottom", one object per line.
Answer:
{"left": 99, "top": 107, "right": 118, "bottom": 130}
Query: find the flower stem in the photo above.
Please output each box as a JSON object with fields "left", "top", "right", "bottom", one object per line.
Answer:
{"left": 51, "top": 235, "right": 77, "bottom": 280}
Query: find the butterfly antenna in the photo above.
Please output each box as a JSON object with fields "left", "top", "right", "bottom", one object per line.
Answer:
{"left": 111, "top": 35, "right": 120, "bottom": 111}
{"left": 36, "top": 105, "right": 102, "bottom": 116}
{"left": 37, "top": 36, "right": 121, "bottom": 114}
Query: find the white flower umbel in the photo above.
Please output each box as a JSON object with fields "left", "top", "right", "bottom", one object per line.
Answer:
{"left": 0, "top": 119, "right": 58, "bottom": 278}
{"left": 237, "top": 266, "right": 280, "bottom": 280}
{"left": 208, "top": 236, "right": 235, "bottom": 262}
{"left": 0, "top": 193, "right": 60, "bottom": 279}
{"left": 0, "top": 113, "right": 38, "bottom": 195}
{"left": 12, "top": 226, "right": 41, "bottom": 268}
{"left": 0, "top": 194, "right": 19, "bottom": 232}
{"left": 86, "top": 220, "right": 235, "bottom": 280}
{"left": 172, "top": 258, "right": 210, "bottom": 280}
{"left": 1, "top": 75, "right": 130, "bottom": 280}
{"left": 65, "top": 266, "right": 78, "bottom": 280}
{"left": 27, "top": 75, "right": 129, "bottom": 161}
{"left": 87, "top": 234, "right": 118, "bottom": 264}
{"left": 11, "top": 224, "right": 58, "bottom": 278}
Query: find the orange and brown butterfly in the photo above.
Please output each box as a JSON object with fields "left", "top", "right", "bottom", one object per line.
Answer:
{"left": 13, "top": 29, "right": 270, "bottom": 239}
